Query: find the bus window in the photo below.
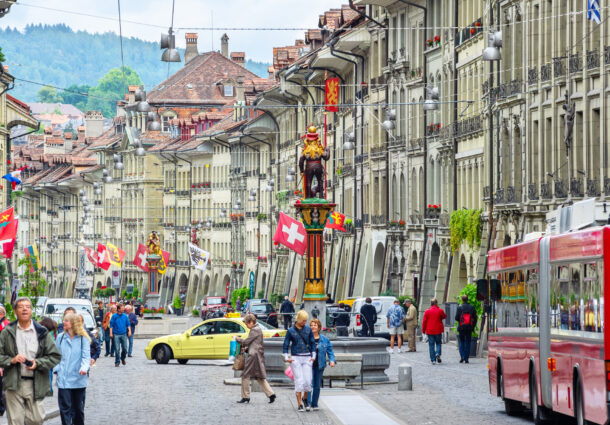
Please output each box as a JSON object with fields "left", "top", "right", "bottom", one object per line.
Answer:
{"left": 496, "top": 269, "right": 530, "bottom": 328}
{"left": 569, "top": 264, "right": 582, "bottom": 331}
{"left": 583, "top": 262, "right": 603, "bottom": 333}
{"left": 551, "top": 265, "right": 572, "bottom": 330}
{"left": 526, "top": 269, "right": 538, "bottom": 328}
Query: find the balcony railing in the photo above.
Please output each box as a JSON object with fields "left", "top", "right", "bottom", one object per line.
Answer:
{"left": 506, "top": 186, "right": 519, "bottom": 203}
{"left": 528, "top": 68, "right": 538, "bottom": 85}
{"left": 371, "top": 215, "right": 385, "bottom": 225}
{"left": 455, "top": 18, "right": 483, "bottom": 47}
{"left": 587, "top": 179, "right": 600, "bottom": 197}
{"left": 541, "top": 63, "right": 552, "bottom": 82}
{"left": 528, "top": 184, "right": 539, "bottom": 201}
{"left": 553, "top": 57, "right": 565, "bottom": 77}
{"left": 483, "top": 186, "right": 490, "bottom": 200}
{"left": 541, "top": 183, "right": 552, "bottom": 199}
{"left": 587, "top": 50, "right": 600, "bottom": 70}
{"left": 555, "top": 180, "right": 567, "bottom": 199}
{"left": 494, "top": 188, "right": 505, "bottom": 204}
{"left": 570, "top": 178, "right": 584, "bottom": 197}
{"left": 569, "top": 54, "right": 582, "bottom": 73}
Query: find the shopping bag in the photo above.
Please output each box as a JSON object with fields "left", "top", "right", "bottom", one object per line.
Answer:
{"left": 284, "top": 366, "right": 294, "bottom": 381}
{"left": 229, "top": 340, "right": 240, "bottom": 361}
{"left": 232, "top": 353, "right": 245, "bottom": 371}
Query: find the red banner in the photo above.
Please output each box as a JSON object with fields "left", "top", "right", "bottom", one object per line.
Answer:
{"left": 325, "top": 77, "right": 339, "bottom": 112}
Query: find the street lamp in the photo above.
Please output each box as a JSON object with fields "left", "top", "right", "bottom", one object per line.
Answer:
{"left": 160, "top": 28, "right": 181, "bottom": 63}
{"left": 423, "top": 87, "right": 440, "bottom": 111}
{"left": 482, "top": 29, "right": 503, "bottom": 61}
{"left": 381, "top": 108, "right": 396, "bottom": 131}
{"left": 343, "top": 131, "right": 355, "bottom": 151}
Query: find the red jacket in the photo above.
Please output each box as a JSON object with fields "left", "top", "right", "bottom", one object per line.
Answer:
{"left": 422, "top": 305, "right": 447, "bottom": 335}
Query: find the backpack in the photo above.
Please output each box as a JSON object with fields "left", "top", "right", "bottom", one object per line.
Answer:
{"left": 459, "top": 307, "right": 475, "bottom": 328}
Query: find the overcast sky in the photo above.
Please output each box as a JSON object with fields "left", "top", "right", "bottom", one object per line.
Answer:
{"left": 2, "top": 0, "right": 346, "bottom": 63}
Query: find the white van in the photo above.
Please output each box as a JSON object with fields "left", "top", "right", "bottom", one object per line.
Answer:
{"left": 42, "top": 298, "right": 94, "bottom": 320}
{"left": 348, "top": 296, "right": 398, "bottom": 339}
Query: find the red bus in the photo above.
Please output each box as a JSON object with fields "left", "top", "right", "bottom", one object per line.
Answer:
{"left": 487, "top": 226, "right": 608, "bottom": 425}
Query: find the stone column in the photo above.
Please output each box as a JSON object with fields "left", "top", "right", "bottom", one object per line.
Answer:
{"left": 146, "top": 254, "right": 161, "bottom": 308}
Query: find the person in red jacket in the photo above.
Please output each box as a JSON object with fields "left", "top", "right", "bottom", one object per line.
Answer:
{"left": 421, "top": 298, "right": 447, "bottom": 365}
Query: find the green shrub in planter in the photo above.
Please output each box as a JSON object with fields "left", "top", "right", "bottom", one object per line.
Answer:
{"left": 192, "top": 308, "right": 199, "bottom": 316}
{"left": 172, "top": 296, "right": 183, "bottom": 309}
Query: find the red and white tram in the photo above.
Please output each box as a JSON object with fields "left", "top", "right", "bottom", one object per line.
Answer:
{"left": 488, "top": 226, "right": 609, "bottom": 425}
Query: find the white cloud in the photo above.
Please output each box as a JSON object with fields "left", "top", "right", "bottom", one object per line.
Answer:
{"left": 3, "top": 0, "right": 346, "bottom": 62}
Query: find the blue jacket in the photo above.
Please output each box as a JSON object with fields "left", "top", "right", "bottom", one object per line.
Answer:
{"left": 109, "top": 313, "right": 130, "bottom": 335}
{"left": 314, "top": 335, "right": 335, "bottom": 371}
{"left": 128, "top": 313, "right": 139, "bottom": 334}
{"left": 55, "top": 332, "right": 90, "bottom": 389}
{"left": 283, "top": 325, "right": 316, "bottom": 357}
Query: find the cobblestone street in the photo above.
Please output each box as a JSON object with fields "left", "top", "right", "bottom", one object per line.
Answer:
{"left": 0, "top": 334, "right": 540, "bottom": 425}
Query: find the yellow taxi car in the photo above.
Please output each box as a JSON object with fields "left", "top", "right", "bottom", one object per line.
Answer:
{"left": 144, "top": 317, "right": 286, "bottom": 364}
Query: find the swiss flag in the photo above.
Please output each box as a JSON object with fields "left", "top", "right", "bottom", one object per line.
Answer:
{"left": 0, "top": 219, "right": 17, "bottom": 258}
{"left": 273, "top": 212, "right": 307, "bottom": 256}
{"left": 97, "top": 243, "right": 111, "bottom": 270}
{"left": 133, "top": 243, "right": 149, "bottom": 272}
{"left": 84, "top": 247, "right": 98, "bottom": 266}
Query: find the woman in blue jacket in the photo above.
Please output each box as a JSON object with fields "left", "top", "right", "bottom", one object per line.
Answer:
{"left": 307, "top": 318, "right": 335, "bottom": 410}
{"left": 55, "top": 313, "right": 91, "bottom": 425}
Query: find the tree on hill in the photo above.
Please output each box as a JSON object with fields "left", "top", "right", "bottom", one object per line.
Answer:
{"left": 86, "top": 66, "right": 142, "bottom": 118}
{"left": 61, "top": 84, "right": 91, "bottom": 113}
{"left": 0, "top": 46, "right": 5, "bottom": 64}
{"left": 37, "top": 85, "right": 62, "bottom": 103}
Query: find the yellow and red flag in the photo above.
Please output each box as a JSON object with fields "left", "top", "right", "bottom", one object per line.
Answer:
{"left": 326, "top": 211, "right": 346, "bottom": 232}
{"left": 106, "top": 242, "right": 126, "bottom": 267}
{"left": 0, "top": 207, "right": 14, "bottom": 230}
{"left": 158, "top": 250, "right": 170, "bottom": 275}
{"left": 325, "top": 77, "right": 339, "bottom": 112}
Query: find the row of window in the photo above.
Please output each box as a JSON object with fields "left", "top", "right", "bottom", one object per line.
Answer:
{"left": 493, "top": 260, "right": 604, "bottom": 333}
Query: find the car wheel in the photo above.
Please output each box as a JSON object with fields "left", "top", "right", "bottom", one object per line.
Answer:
{"left": 177, "top": 359, "right": 188, "bottom": 365}
{"left": 154, "top": 345, "right": 171, "bottom": 364}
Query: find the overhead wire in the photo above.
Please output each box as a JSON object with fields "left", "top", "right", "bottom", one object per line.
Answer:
{"left": 117, "top": 0, "right": 127, "bottom": 97}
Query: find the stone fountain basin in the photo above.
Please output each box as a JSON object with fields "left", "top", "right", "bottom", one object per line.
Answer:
{"left": 263, "top": 337, "right": 390, "bottom": 384}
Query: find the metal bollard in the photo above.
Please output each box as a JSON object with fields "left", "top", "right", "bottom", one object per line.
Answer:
{"left": 398, "top": 363, "right": 412, "bottom": 391}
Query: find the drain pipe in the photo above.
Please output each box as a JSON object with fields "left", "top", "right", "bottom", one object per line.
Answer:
{"left": 348, "top": 0, "right": 386, "bottom": 28}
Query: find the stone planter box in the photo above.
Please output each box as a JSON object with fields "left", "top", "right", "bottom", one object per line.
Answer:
{"left": 133, "top": 316, "right": 190, "bottom": 339}
{"left": 263, "top": 337, "right": 390, "bottom": 384}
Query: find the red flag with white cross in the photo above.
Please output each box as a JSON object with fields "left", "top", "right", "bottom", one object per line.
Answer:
{"left": 84, "top": 247, "right": 98, "bottom": 266}
{"left": 273, "top": 212, "right": 307, "bottom": 256}
{"left": 97, "top": 243, "right": 111, "bottom": 271}
{"left": 0, "top": 219, "right": 17, "bottom": 258}
{"left": 133, "top": 243, "right": 149, "bottom": 272}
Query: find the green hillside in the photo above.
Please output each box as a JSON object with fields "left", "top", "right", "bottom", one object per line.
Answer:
{"left": 0, "top": 24, "right": 271, "bottom": 113}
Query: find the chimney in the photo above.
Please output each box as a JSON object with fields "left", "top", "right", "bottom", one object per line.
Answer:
{"left": 236, "top": 76, "right": 245, "bottom": 103}
{"left": 268, "top": 66, "right": 275, "bottom": 80}
{"left": 85, "top": 110, "right": 104, "bottom": 138}
{"left": 230, "top": 52, "right": 246, "bottom": 67}
{"left": 221, "top": 33, "right": 229, "bottom": 57}
{"left": 184, "top": 33, "right": 199, "bottom": 65}
{"left": 127, "top": 85, "right": 139, "bottom": 104}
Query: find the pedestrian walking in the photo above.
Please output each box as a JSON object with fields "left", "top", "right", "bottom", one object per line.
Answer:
{"left": 102, "top": 305, "right": 116, "bottom": 357}
{"left": 95, "top": 301, "right": 104, "bottom": 324}
{"left": 125, "top": 305, "right": 138, "bottom": 357}
{"left": 422, "top": 298, "right": 447, "bottom": 365}
{"left": 55, "top": 313, "right": 91, "bottom": 425}
{"left": 0, "top": 297, "right": 61, "bottom": 425}
{"left": 387, "top": 299, "right": 406, "bottom": 353}
{"left": 234, "top": 314, "right": 276, "bottom": 405}
{"left": 306, "top": 318, "right": 335, "bottom": 411}
{"left": 282, "top": 310, "right": 315, "bottom": 412}
{"left": 0, "top": 306, "right": 12, "bottom": 415}
{"left": 235, "top": 298, "right": 241, "bottom": 314}
{"left": 38, "top": 317, "right": 58, "bottom": 397}
{"left": 359, "top": 298, "right": 377, "bottom": 337}
{"left": 455, "top": 294, "right": 478, "bottom": 363}
{"left": 403, "top": 299, "right": 418, "bottom": 352}
{"left": 333, "top": 303, "right": 350, "bottom": 337}
{"left": 109, "top": 304, "right": 131, "bottom": 367}
{"left": 279, "top": 296, "right": 295, "bottom": 330}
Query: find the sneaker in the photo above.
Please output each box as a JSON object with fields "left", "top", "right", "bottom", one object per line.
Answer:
{"left": 303, "top": 400, "right": 310, "bottom": 411}
{"left": 436, "top": 355, "right": 442, "bottom": 364}
{"left": 460, "top": 359, "right": 464, "bottom": 363}
{"left": 431, "top": 361, "right": 436, "bottom": 365}
{"left": 465, "top": 360, "right": 469, "bottom": 364}
{"left": 312, "top": 407, "right": 319, "bottom": 411}
{"left": 297, "top": 405, "right": 304, "bottom": 412}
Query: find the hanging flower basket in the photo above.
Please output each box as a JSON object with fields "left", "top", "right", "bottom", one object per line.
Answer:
{"left": 399, "top": 219, "right": 406, "bottom": 228}
{"left": 390, "top": 220, "right": 398, "bottom": 227}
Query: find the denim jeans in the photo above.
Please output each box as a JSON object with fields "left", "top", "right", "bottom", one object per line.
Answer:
{"left": 113, "top": 334, "right": 128, "bottom": 364}
{"left": 58, "top": 387, "right": 86, "bottom": 425}
{"left": 427, "top": 334, "right": 442, "bottom": 362}
{"left": 458, "top": 331, "right": 472, "bottom": 361}
{"left": 128, "top": 334, "right": 134, "bottom": 356}
{"left": 307, "top": 367, "right": 324, "bottom": 408}
{"left": 104, "top": 329, "right": 114, "bottom": 356}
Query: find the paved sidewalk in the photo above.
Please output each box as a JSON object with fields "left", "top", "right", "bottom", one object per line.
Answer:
{"left": 322, "top": 389, "right": 402, "bottom": 425}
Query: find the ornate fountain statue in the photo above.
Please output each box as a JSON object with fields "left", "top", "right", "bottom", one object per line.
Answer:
{"left": 298, "top": 126, "right": 330, "bottom": 199}
{"left": 147, "top": 231, "right": 161, "bottom": 255}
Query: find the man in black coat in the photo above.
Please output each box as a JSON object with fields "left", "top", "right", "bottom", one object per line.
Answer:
{"left": 360, "top": 298, "right": 377, "bottom": 337}
{"left": 333, "top": 303, "right": 351, "bottom": 336}
{"left": 455, "top": 294, "right": 478, "bottom": 363}
{"left": 279, "top": 296, "right": 295, "bottom": 330}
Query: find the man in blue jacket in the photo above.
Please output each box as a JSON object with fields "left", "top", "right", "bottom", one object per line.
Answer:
{"left": 109, "top": 304, "right": 131, "bottom": 367}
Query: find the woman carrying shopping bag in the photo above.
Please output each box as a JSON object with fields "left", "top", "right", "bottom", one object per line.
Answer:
{"left": 234, "top": 314, "right": 276, "bottom": 404}
{"left": 307, "top": 318, "right": 335, "bottom": 411}
{"left": 55, "top": 313, "right": 91, "bottom": 425}
{"left": 282, "top": 310, "right": 316, "bottom": 412}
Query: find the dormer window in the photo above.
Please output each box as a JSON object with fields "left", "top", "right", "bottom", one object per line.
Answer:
{"left": 224, "top": 85, "right": 234, "bottom": 97}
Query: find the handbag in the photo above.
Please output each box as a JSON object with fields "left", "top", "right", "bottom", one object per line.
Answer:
{"left": 284, "top": 366, "right": 295, "bottom": 381}
{"left": 232, "top": 345, "right": 245, "bottom": 371}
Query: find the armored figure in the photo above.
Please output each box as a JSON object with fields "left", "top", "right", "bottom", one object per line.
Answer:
{"left": 147, "top": 231, "right": 161, "bottom": 255}
{"left": 299, "top": 126, "right": 330, "bottom": 199}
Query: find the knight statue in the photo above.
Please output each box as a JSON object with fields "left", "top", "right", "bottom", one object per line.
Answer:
{"left": 298, "top": 126, "right": 330, "bottom": 199}
{"left": 147, "top": 231, "right": 162, "bottom": 255}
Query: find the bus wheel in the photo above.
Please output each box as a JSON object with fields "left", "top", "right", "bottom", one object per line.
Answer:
{"left": 574, "top": 379, "right": 585, "bottom": 425}
{"left": 529, "top": 372, "right": 548, "bottom": 425}
{"left": 499, "top": 371, "right": 522, "bottom": 416}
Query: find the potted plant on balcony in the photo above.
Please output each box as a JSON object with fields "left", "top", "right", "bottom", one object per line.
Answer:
{"left": 434, "top": 35, "right": 441, "bottom": 45}
{"left": 231, "top": 261, "right": 237, "bottom": 269}
{"left": 239, "top": 262, "right": 244, "bottom": 269}
{"left": 390, "top": 220, "right": 398, "bottom": 227}
{"left": 399, "top": 219, "right": 406, "bottom": 228}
